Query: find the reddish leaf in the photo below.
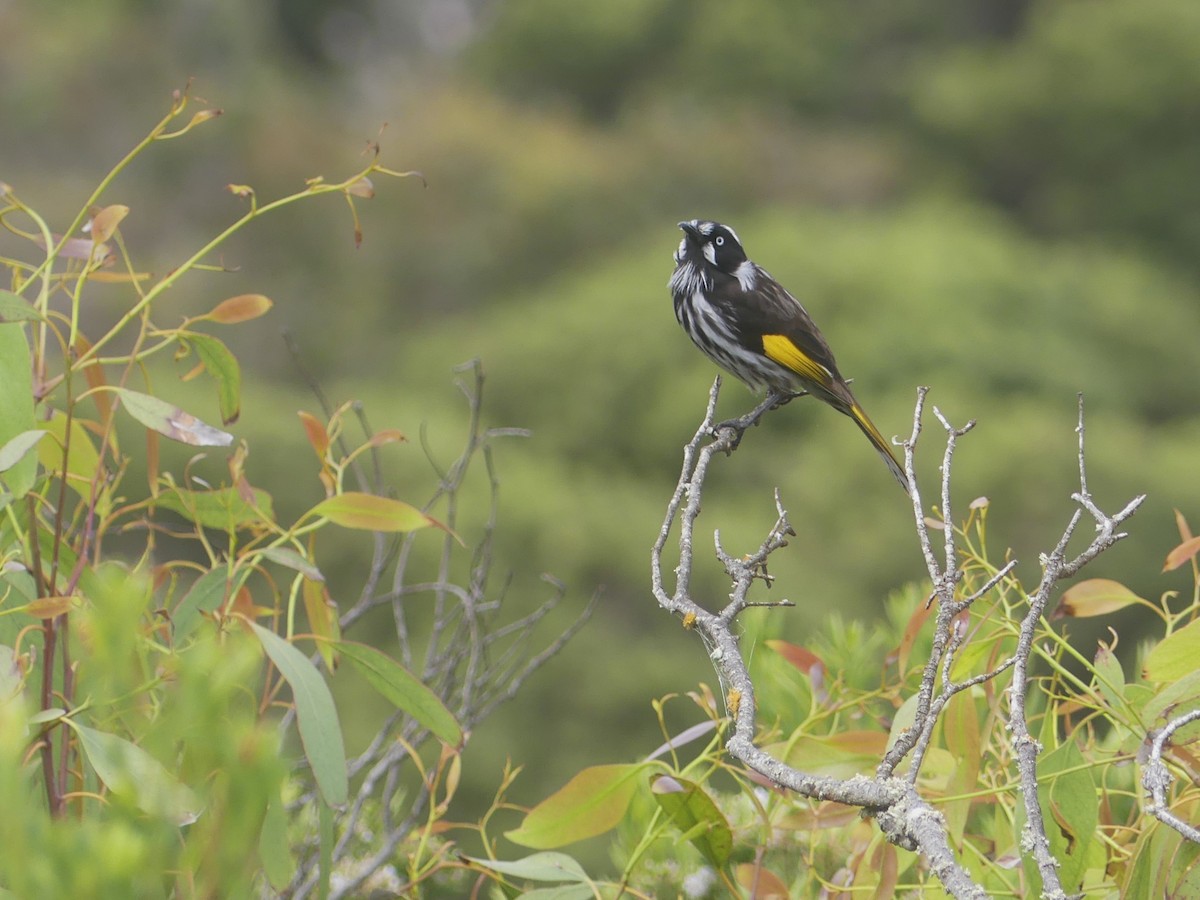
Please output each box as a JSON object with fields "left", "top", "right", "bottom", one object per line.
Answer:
{"left": 1164, "top": 536, "right": 1200, "bottom": 573}
{"left": 363, "top": 429, "right": 406, "bottom": 449}
{"left": 298, "top": 411, "right": 329, "bottom": 459}
{"left": 891, "top": 597, "right": 935, "bottom": 674}
{"left": 1176, "top": 509, "right": 1193, "bottom": 543}
{"left": 765, "top": 639, "right": 825, "bottom": 676}
{"left": 735, "top": 863, "right": 790, "bottom": 899}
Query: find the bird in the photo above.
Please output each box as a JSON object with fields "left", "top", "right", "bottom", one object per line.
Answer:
{"left": 669, "top": 219, "right": 909, "bottom": 492}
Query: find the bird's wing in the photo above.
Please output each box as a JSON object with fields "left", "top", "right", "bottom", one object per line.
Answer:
{"left": 730, "top": 270, "right": 848, "bottom": 393}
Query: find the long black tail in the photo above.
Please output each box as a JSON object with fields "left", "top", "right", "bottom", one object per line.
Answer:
{"left": 846, "top": 402, "right": 910, "bottom": 493}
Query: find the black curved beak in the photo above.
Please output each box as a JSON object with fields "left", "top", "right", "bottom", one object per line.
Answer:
{"left": 678, "top": 221, "right": 702, "bottom": 241}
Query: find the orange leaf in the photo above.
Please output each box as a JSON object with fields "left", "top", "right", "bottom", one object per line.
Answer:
{"left": 1176, "top": 509, "right": 1193, "bottom": 543}
{"left": 735, "top": 863, "right": 789, "bottom": 899}
{"left": 74, "top": 334, "right": 111, "bottom": 423}
{"left": 1164, "top": 535, "right": 1200, "bottom": 573}
{"left": 89, "top": 205, "right": 129, "bottom": 243}
{"left": 891, "top": 597, "right": 935, "bottom": 674}
{"left": 298, "top": 411, "right": 329, "bottom": 458}
{"left": 364, "top": 429, "right": 407, "bottom": 449}
{"left": 207, "top": 294, "right": 273, "bottom": 324}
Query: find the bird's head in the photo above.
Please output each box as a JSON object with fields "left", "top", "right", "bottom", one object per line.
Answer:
{"left": 675, "top": 220, "right": 748, "bottom": 274}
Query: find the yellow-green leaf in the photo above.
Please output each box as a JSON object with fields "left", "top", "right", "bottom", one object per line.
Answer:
{"left": 0, "top": 324, "right": 36, "bottom": 497}
{"left": 309, "top": 492, "right": 439, "bottom": 533}
{"left": 26, "top": 596, "right": 75, "bottom": 619}
{"left": 0, "top": 430, "right": 46, "bottom": 474}
{"left": 463, "top": 852, "right": 589, "bottom": 884}
{"left": 506, "top": 764, "right": 643, "bottom": 849}
{"left": 1144, "top": 618, "right": 1200, "bottom": 683}
{"left": 0, "top": 290, "right": 43, "bottom": 323}
{"left": 1058, "top": 578, "right": 1145, "bottom": 617}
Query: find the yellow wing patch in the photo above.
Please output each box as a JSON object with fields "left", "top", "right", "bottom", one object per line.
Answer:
{"left": 761, "top": 334, "right": 834, "bottom": 385}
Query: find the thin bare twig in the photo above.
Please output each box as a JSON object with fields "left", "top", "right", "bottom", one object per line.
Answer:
{"left": 653, "top": 381, "right": 1144, "bottom": 900}
{"left": 1143, "top": 708, "right": 1200, "bottom": 843}
{"left": 282, "top": 360, "right": 590, "bottom": 899}
{"left": 650, "top": 378, "right": 987, "bottom": 900}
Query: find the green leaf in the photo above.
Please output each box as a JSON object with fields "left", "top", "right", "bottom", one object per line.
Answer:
{"left": 1144, "top": 618, "right": 1200, "bottom": 683}
{"left": 66, "top": 720, "right": 201, "bottom": 826}
{"left": 0, "top": 290, "right": 44, "bottom": 323}
{"left": 1032, "top": 741, "right": 1096, "bottom": 894}
{"left": 942, "top": 690, "right": 982, "bottom": 845}
{"left": 650, "top": 775, "right": 733, "bottom": 869}
{"left": 506, "top": 764, "right": 643, "bottom": 849}
{"left": 37, "top": 409, "right": 104, "bottom": 510}
{"left": 155, "top": 485, "right": 273, "bottom": 532}
{"left": 259, "top": 789, "right": 294, "bottom": 890}
{"left": 1143, "top": 668, "right": 1200, "bottom": 726}
{"left": 172, "top": 567, "right": 230, "bottom": 641}
{"left": 1092, "top": 643, "right": 1125, "bottom": 712}
{"left": 463, "top": 852, "right": 589, "bottom": 883}
{"left": 318, "top": 793, "right": 333, "bottom": 895}
{"left": 516, "top": 887, "right": 596, "bottom": 900}
{"left": 113, "top": 386, "right": 233, "bottom": 447}
{"left": 186, "top": 333, "right": 242, "bottom": 425}
{"left": 333, "top": 639, "right": 462, "bottom": 746}
{"left": 259, "top": 546, "right": 324, "bottom": 581}
{"left": 0, "top": 324, "right": 37, "bottom": 497}
{"left": 309, "top": 492, "right": 441, "bottom": 533}
{"left": 0, "top": 430, "right": 46, "bottom": 474}
{"left": 248, "top": 620, "right": 347, "bottom": 807}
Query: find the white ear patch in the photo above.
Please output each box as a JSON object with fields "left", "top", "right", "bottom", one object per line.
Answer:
{"left": 734, "top": 260, "right": 757, "bottom": 291}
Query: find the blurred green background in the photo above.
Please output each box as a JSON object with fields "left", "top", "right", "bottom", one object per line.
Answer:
{"left": 4, "top": 0, "right": 1198, "bottom": 854}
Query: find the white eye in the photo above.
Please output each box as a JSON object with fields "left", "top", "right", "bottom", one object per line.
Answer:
{"left": 715, "top": 236, "right": 725, "bottom": 246}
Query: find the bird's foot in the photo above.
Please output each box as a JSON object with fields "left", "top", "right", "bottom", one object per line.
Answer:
{"left": 710, "top": 390, "right": 802, "bottom": 450}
